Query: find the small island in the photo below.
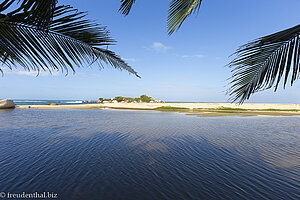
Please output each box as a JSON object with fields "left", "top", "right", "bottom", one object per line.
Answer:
{"left": 95, "top": 95, "right": 165, "bottom": 104}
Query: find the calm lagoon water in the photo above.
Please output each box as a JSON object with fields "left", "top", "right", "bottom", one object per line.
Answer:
{"left": 13, "top": 100, "right": 85, "bottom": 105}
{"left": 0, "top": 109, "right": 299, "bottom": 200}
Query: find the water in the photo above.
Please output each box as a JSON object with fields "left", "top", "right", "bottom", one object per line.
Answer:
{"left": 0, "top": 109, "right": 299, "bottom": 200}
{"left": 13, "top": 100, "right": 85, "bottom": 105}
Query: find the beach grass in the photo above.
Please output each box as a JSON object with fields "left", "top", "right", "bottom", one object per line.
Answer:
{"left": 212, "top": 107, "right": 248, "bottom": 111}
{"left": 155, "top": 106, "right": 190, "bottom": 111}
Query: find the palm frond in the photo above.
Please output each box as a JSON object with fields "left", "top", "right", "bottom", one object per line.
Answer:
{"left": 51, "top": 5, "right": 115, "bottom": 46}
{"left": 0, "top": 21, "right": 139, "bottom": 76}
{"left": 1, "top": 0, "right": 57, "bottom": 29}
{"left": 0, "top": 5, "right": 139, "bottom": 77}
{"left": 0, "top": 0, "right": 15, "bottom": 12}
{"left": 119, "top": 0, "right": 202, "bottom": 35}
{"left": 119, "top": 0, "right": 136, "bottom": 16}
{"left": 94, "top": 47, "right": 140, "bottom": 77}
{"left": 228, "top": 24, "right": 300, "bottom": 102}
{"left": 168, "top": 0, "right": 202, "bottom": 35}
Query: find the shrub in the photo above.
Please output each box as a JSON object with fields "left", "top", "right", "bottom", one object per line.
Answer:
{"left": 140, "top": 95, "right": 152, "bottom": 103}
{"left": 115, "top": 96, "right": 125, "bottom": 102}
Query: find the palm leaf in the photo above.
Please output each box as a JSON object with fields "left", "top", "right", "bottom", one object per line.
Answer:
{"left": 1, "top": 0, "right": 57, "bottom": 29}
{"left": 168, "top": 0, "right": 202, "bottom": 35}
{"left": 119, "top": 0, "right": 202, "bottom": 35}
{"left": 228, "top": 24, "right": 300, "bottom": 102}
{"left": 51, "top": 6, "right": 115, "bottom": 46}
{"left": 0, "top": 5, "right": 139, "bottom": 77}
{"left": 119, "top": 0, "right": 136, "bottom": 16}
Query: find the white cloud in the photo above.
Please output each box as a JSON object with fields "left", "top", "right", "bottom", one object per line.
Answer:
{"left": 182, "top": 54, "right": 205, "bottom": 58}
{"left": 151, "top": 42, "right": 171, "bottom": 53}
{"left": 122, "top": 58, "right": 137, "bottom": 62}
{"left": 4, "top": 70, "right": 61, "bottom": 77}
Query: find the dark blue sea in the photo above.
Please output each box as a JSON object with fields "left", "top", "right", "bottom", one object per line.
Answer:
{"left": 0, "top": 109, "right": 299, "bottom": 199}
{"left": 13, "top": 100, "right": 86, "bottom": 105}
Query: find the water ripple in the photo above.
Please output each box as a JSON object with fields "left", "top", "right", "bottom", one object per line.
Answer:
{"left": 0, "top": 109, "right": 299, "bottom": 199}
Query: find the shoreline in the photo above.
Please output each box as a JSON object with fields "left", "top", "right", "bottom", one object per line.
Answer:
{"left": 16, "top": 102, "right": 300, "bottom": 110}
{"left": 15, "top": 103, "right": 300, "bottom": 117}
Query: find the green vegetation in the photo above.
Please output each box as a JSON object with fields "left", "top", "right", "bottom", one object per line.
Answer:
{"left": 0, "top": 1, "right": 138, "bottom": 77}
{"left": 155, "top": 106, "right": 189, "bottom": 110}
{"left": 140, "top": 95, "right": 152, "bottom": 103}
{"left": 213, "top": 107, "right": 248, "bottom": 111}
{"left": 115, "top": 96, "right": 125, "bottom": 102}
{"left": 98, "top": 95, "right": 164, "bottom": 103}
{"left": 98, "top": 98, "right": 112, "bottom": 102}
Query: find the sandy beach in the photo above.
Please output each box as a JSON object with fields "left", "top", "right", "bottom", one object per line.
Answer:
{"left": 14, "top": 102, "right": 300, "bottom": 117}
{"left": 16, "top": 102, "right": 300, "bottom": 110}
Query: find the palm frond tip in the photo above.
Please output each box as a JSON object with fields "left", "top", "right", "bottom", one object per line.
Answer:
{"left": 168, "top": 0, "right": 202, "bottom": 35}
{"left": 228, "top": 24, "right": 300, "bottom": 102}
{"left": 119, "top": 0, "right": 136, "bottom": 16}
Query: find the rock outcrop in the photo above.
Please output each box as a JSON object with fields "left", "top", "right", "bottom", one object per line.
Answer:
{"left": 0, "top": 99, "right": 16, "bottom": 109}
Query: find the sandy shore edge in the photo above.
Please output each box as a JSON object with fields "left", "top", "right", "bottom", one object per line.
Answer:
{"left": 16, "top": 102, "right": 300, "bottom": 110}
{"left": 15, "top": 103, "right": 300, "bottom": 116}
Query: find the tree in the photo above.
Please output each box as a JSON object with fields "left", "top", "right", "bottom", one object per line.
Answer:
{"left": 0, "top": 0, "right": 139, "bottom": 77}
{"left": 140, "top": 95, "right": 152, "bottom": 103}
{"left": 115, "top": 96, "right": 125, "bottom": 102}
{"left": 98, "top": 98, "right": 104, "bottom": 102}
{"left": 120, "top": 0, "right": 300, "bottom": 102}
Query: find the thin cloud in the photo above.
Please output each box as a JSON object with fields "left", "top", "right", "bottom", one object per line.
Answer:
{"left": 122, "top": 58, "right": 137, "bottom": 62}
{"left": 151, "top": 42, "right": 171, "bottom": 53}
{"left": 5, "top": 70, "right": 61, "bottom": 77}
{"left": 182, "top": 54, "right": 205, "bottom": 58}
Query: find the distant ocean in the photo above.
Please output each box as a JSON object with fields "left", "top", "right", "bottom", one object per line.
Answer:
{"left": 13, "top": 100, "right": 88, "bottom": 105}
{"left": 13, "top": 100, "right": 214, "bottom": 105}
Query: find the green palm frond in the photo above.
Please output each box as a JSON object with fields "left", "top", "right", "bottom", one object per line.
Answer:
{"left": 228, "top": 24, "right": 300, "bottom": 102}
{"left": 1, "top": 0, "right": 57, "bottom": 29}
{"left": 119, "top": 0, "right": 202, "bottom": 35}
{"left": 119, "top": 0, "right": 136, "bottom": 16}
{"left": 0, "top": 3, "right": 139, "bottom": 77}
{"left": 51, "top": 6, "right": 115, "bottom": 46}
{"left": 168, "top": 0, "right": 202, "bottom": 35}
{"left": 93, "top": 47, "right": 140, "bottom": 76}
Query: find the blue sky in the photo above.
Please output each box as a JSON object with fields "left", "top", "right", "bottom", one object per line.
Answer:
{"left": 2, "top": 0, "right": 300, "bottom": 102}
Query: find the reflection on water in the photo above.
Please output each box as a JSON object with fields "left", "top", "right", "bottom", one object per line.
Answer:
{"left": 0, "top": 109, "right": 299, "bottom": 200}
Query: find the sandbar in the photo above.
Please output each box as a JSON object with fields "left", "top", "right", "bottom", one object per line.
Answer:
{"left": 15, "top": 102, "right": 300, "bottom": 117}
